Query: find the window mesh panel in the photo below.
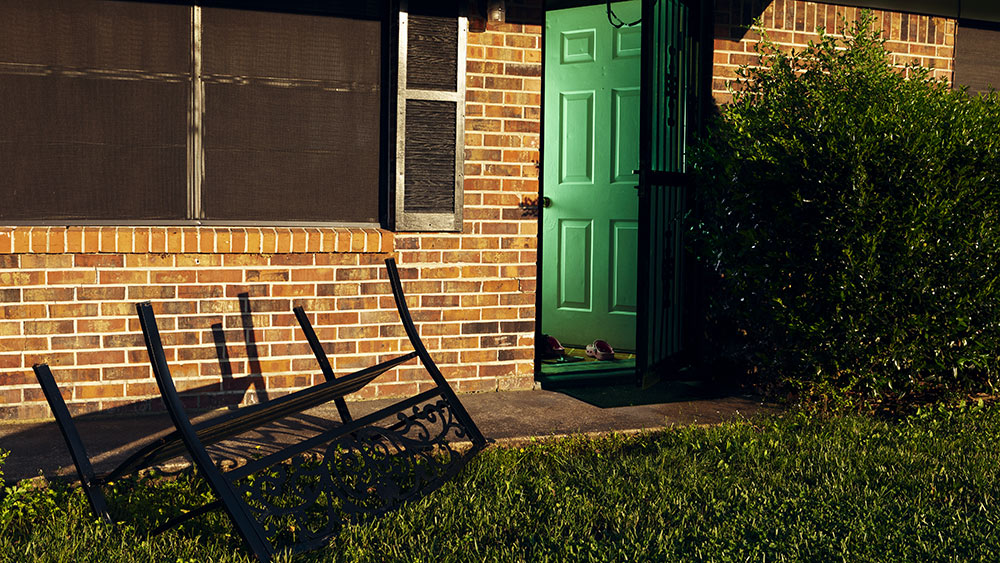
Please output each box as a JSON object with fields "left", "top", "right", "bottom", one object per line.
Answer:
{"left": 202, "top": 8, "right": 381, "bottom": 85}
{"left": 0, "top": 0, "right": 190, "bottom": 74}
{"left": 203, "top": 84, "right": 380, "bottom": 223}
{"left": 201, "top": 8, "right": 381, "bottom": 223}
{"left": 404, "top": 99, "right": 456, "bottom": 213}
{"left": 955, "top": 21, "right": 1000, "bottom": 94}
{"left": 0, "top": 1, "right": 189, "bottom": 222}
{"left": 406, "top": 14, "right": 458, "bottom": 91}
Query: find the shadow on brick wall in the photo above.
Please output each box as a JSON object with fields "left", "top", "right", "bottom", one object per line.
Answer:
{"left": 716, "top": 0, "right": 769, "bottom": 41}
{"left": 0, "top": 291, "right": 360, "bottom": 482}
{"left": 507, "top": 0, "right": 543, "bottom": 25}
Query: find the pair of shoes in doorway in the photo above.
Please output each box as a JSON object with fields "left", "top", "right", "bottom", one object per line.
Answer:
{"left": 540, "top": 335, "right": 615, "bottom": 361}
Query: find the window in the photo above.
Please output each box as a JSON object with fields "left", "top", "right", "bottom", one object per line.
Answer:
{"left": 0, "top": 1, "right": 192, "bottom": 223}
{"left": 199, "top": 5, "right": 384, "bottom": 224}
{"left": 954, "top": 19, "right": 1000, "bottom": 95}
{"left": 0, "top": 0, "right": 465, "bottom": 230}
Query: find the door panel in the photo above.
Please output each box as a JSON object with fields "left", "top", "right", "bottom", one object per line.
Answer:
{"left": 610, "top": 220, "right": 638, "bottom": 313}
{"left": 561, "top": 29, "right": 596, "bottom": 63}
{"left": 559, "top": 91, "right": 594, "bottom": 183}
{"left": 543, "top": 1, "right": 640, "bottom": 351}
{"left": 614, "top": 25, "right": 642, "bottom": 58}
{"left": 558, "top": 219, "right": 593, "bottom": 309}
{"left": 611, "top": 87, "right": 640, "bottom": 183}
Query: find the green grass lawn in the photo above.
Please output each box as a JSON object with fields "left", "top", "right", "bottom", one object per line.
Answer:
{"left": 2, "top": 404, "right": 999, "bottom": 562}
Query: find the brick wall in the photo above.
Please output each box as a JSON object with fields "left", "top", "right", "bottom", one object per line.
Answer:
{"left": 396, "top": 20, "right": 541, "bottom": 393}
{"left": 712, "top": 0, "right": 957, "bottom": 103}
{"left": 0, "top": 21, "right": 541, "bottom": 421}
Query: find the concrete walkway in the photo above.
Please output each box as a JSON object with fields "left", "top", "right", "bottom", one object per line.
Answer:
{"left": 0, "top": 384, "right": 770, "bottom": 483}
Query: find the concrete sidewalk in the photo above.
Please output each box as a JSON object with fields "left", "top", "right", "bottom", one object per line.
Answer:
{"left": 0, "top": 384, "right": 769, "bottom": 483}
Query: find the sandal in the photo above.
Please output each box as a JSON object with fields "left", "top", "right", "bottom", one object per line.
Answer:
{"left": 539, "top": 334, "right": 565, "bottom": 360}
{"left": 585, "top": 340, "right": 615, "bottom": 361}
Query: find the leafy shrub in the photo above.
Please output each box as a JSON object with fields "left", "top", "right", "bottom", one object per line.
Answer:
{"left": 0, "top": 478, "right": 62, "bottom": 532}
{"left": 691, "top": 12, "right": 1000, "bottom": 408}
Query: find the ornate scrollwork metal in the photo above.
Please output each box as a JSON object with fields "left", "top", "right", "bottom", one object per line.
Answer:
{"left": 232, "top": 398, "right": 477, "bottom": 553}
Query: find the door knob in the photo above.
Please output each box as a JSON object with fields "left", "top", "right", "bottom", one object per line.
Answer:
{"left": 541, "top": 196, "right": 552, "bottom": 208}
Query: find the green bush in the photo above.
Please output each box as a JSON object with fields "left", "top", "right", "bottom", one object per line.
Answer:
{"left": 692, "top": 12, "right": 1000, "bottom": 408}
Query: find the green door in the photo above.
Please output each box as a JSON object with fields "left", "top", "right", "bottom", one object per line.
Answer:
{"left": 542, "top": 1, "right": 642, "bottom": 351}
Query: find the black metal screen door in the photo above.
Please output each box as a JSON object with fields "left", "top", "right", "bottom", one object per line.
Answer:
{"left": 635, "top": 0, "right": 703, "bottom": 387}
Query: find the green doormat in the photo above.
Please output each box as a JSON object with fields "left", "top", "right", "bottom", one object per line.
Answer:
{"left": 540, "top": 346, "right": 636, "bottom": 375}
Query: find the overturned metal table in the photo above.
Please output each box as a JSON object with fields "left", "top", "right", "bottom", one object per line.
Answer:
{"left": 33, "top": 258, "right": 486, "bottom": 562}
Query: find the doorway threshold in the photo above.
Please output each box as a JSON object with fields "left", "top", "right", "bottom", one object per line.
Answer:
{"left": 538, "top": 356, "right": 635, "bottom": 389}
{"left": 537, "top": 369, "right": 632, "bottom": 390}
{"left": 538, "top": 345, "right": 637, "bottom": 388}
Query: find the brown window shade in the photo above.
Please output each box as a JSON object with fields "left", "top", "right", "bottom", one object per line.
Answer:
{"left": 200, "top": 7, "right": 381, "bottom": 224}
{"left": 955, "top": 20, "right": 1000, "bottom": 94}
{"left": 0, "top": 1, "right": 386, "bottom": 226}
{"left": 0, "top": 1, "right": 190, "bottom": 222}
{"left": 406, "top": 14, "right": 459, "bottom": 91}
{"left": 202, "top": 84, "right": 380, "bottom": 223}
{"left": 201, "top": 8, "right": 381, "bottom": 85}
{"left": 0, "top": 0, "right": 190, "bottom": 74}
{"left": 404, "top": 100, "right": 457, "bottom": 213}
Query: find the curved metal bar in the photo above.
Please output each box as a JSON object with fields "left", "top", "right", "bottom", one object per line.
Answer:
{"left": 136, "top": 301, "right": 274, "bottom": 562}
{"left": 384, "top": 258, "right": 487, "bottom": 446}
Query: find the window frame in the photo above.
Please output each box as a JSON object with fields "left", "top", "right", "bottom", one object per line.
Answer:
{"left": 1, "top": 1, "right": 395, "bottom": 229}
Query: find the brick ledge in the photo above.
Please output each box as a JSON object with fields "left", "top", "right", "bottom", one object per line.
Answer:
{"left": 0, "top": 226, "right": 393, "bottom": 255}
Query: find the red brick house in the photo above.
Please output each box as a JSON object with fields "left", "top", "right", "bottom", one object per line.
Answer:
{"left": 0, "top": 0, "right": 996, "bottom": 420}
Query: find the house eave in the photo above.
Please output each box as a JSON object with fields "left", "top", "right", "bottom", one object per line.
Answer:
{"left": 817, "top": 0, "right": 1000, "bottom": 23}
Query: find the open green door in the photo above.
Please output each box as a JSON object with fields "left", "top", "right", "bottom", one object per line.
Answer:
{"left": 541, "top": 2, "right": 642, "bottom": 354}
{"left": 635, "top": 0, "right": 705, "bottom": 387}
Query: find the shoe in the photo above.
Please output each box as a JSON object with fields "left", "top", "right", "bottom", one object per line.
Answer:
{"left": 585, "top": 340, "right": 614, "bottom": 360}
{"left": 539, "top": 334, "right": 565, "bottom": 360}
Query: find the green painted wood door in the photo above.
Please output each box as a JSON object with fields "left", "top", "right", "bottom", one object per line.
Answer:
{"left": 542, "top": 1, "right": 641, "bottom": 351}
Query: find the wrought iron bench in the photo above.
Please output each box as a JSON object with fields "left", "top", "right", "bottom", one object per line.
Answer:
{"left": 33, "top": 258, "right": 485, "bottom": 562}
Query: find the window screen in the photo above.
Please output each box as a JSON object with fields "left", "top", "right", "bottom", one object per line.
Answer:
{"left": 954, "top": 20, "right": 1000, "bottom": 94}
{"left": 201, "top": 7, "right": 382, "bottom": 223}
{"left": 0, "top": 0, "right": 190, "bottom": 222}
